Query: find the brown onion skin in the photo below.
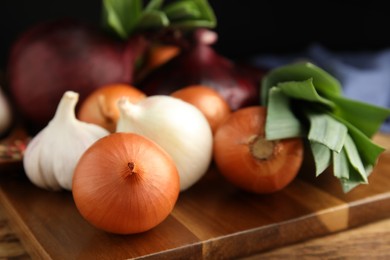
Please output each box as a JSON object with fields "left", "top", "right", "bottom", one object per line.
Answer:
{"left": 135, "top": 44, "right": 180, "bottom": 82}
{"left": 7, "top": 19, "right": 148, "bottom": 133}
{"left": 170, "top": 85, "right": 231, "bottom": 134}
{"left": 72, "top": 133, "right": 180, "bottom": 234}
{"left": 78, "top": 84, "right": 146, "bottom": 132}
{"left": 213, "top": 106, "right": 304, "bottom": 194}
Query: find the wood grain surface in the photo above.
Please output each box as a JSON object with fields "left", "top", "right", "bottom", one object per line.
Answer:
{"left": 3, "top": 206, "right": 390, "bottom": 259}
{"left": 1, "top": 133, "right": 390, "bottom": 259}
{"left": 0, "top": 206, "right": 30, "bottom": 259}
{"left": 246, "top": 218, "right": 390, "bottom": 259}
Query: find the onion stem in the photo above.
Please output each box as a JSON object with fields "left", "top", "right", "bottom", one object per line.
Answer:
{"left": 126, "top": 162, "right": 136, "bottom": 176}
{"left": 249, "top": 135, "right": 275, "bottom": 160}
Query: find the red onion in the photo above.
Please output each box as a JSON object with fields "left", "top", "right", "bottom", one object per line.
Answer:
{"left": 7, "top": 19, "right": 148, "bottom": 133}
{"left": 138, "top": 29, "right": 264, "bottom": 110}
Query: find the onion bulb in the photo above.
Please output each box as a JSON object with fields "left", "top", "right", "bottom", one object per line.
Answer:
{"left": 136, "top": 44, "right": 180, "bottom": 81}
{"left": 72, "top": 132, "right": 180, "bottom": 234}
{"left": 139, "top": 29, "right": 261, "bottom": 110}
{"left": 213, "top": 106, "right": 304, "bottom": 194}
{"left": 77, "top": 83, "right": 146, "bottom": 132}
{"left": 171, "top": 85, "right": 231, "bottom": 134}
{"left": 0, "top": 87, "right": 12, "bottom": 136}
{"left": 7, "top": 19, "right": 148, "bottom": 132}
{"left": 116, "top": 95, "right": 213, "bottom": 191}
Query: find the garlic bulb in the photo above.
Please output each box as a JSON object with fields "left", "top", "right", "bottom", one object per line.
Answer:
{"left": 0, "top": 87, "right": 12, "bottom": 135}
{"left": 23, "top": 91, "right": 109, "bottom": 191}
{"left": 117, "top": 95, "right": 213, "bottom": 191}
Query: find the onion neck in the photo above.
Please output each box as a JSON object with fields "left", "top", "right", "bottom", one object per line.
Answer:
{"left": 97, "top": 95, "right": 115, "bottom": 122}
{"left": 124, "top": 162, "right": 136, "bottom": 178}
{"left": 117, "top": 97, "right": 140, "bottom": 120}
{"left": 249, "top": 135, "right": 275, "bottom": 160}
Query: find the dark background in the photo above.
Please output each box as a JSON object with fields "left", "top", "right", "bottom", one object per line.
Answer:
{"left": 1, "top": 1, "right": 390, "bottom": 69}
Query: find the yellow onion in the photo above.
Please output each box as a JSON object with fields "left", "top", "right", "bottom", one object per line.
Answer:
{"left": 77, "top": 83, "right": 146, "bottom": 132}
{"left": 72, "top": 132, "right": 180, "bottom": 234}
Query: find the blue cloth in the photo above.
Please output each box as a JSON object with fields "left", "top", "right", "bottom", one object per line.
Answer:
{"left": 252, "top": 44, "right": 390, "bottom": 132}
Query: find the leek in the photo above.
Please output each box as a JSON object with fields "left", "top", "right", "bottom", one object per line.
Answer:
{"left": 262, "top": 62, "right": 390, "bottom": 192}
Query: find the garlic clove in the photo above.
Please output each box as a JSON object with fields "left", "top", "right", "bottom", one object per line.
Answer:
{"left": 23, "top": 91, "right": 109, "bottom": 191}
{"left": 23, "top": 130, "right": 62, "bottom": 190}
{"left": 53, "top": 123, "right": 109, "bottom": 190}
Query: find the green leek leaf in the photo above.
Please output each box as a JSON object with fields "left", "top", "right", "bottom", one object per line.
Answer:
{"left": 262, "top": 61, "right": 389, "bottom": 193}
{"left": 261, "top": 62, "right": 342, "bottom": 106}
{"left": 305, "top": 111, "right": 347, "bottom": 153}
{"left": 340, "top": 164, "right": 372, "bottom": 193}
{"left": 343, "top": 134, "right": 368, "bottom": 183}
{"left": 328, "top": 94, "right": 390, "bottom": 137}
{"left": 333, "top": 142, "right": 373, "bottom": 193}
{"left": 310, "top": 142, "right": 332, "bottom": 176}
{"left": 330, "top": 113, "right": 385, "bottom": 166}
{"left": 265, "top": 87, "right": 303, "bottom": 140}
{"left": 277, "top": 79, "right": 335, "bottom": 109}
{"left": 333, "top": 148, "right": 349, "bottom": 180}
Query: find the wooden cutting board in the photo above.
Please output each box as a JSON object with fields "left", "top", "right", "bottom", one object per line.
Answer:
{"left": 1, "top": 132, "right": 390, "bottom": 259}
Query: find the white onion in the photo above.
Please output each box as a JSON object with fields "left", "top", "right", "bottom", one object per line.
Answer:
{"left": 116, "top": 95, "right": 213, "bottom": 191}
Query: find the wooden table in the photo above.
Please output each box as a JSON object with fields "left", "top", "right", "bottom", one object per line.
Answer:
{"left": 0, "top": 205, "right": 31, "bottom": 259}
{"left": 1, "top": 132, "right": 390, "bottom": 259}
{"left": 2, "top": 207, "right": 390, "bottom": 259}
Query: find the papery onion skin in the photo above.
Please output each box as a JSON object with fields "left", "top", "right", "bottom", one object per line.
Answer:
{"left": 171, "top": 85, "right": 231, "bottom": 134}
{"left": 7, "top": 19, "right": 147, "bottom": 133}
{"left": 138, "top": 29, "right": 261, "bottom": 111}
{"left": 213, "top": 106, "right": 304, "bottom": 194}
{"left": 77, "top": 84, "right": 146, "bottom": 132}
{"left": 136, "top": 44, "right": 180, "bottom": 82}
{"left": 72, "top": 132, "right": 180, "bottom": 234}
{"left": 117, "top": 95, "right": 213, "bottom": 191}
